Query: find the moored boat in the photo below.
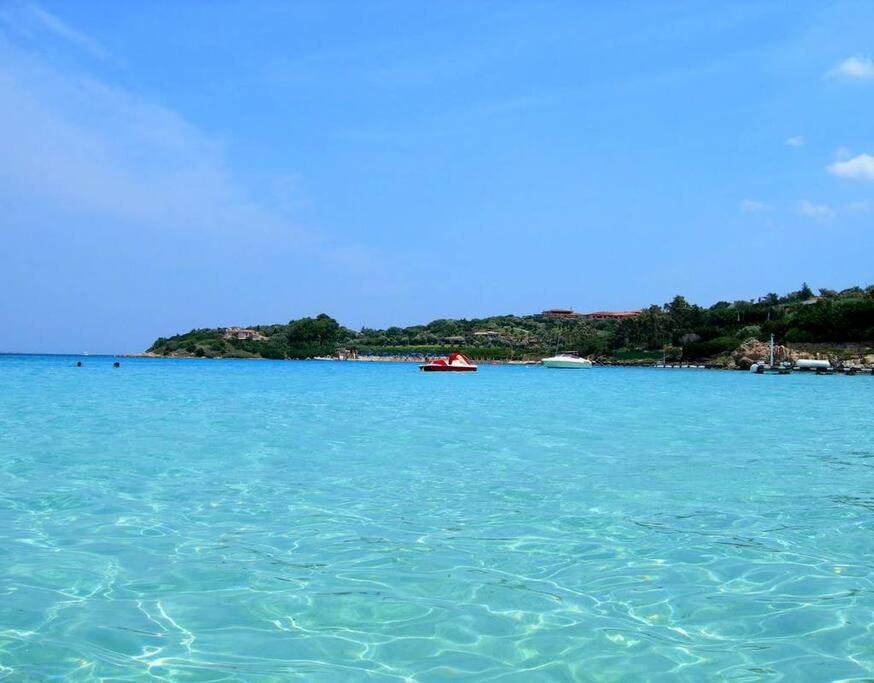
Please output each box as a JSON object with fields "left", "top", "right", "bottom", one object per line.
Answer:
{"left": 794, "top": 359, "right": 831, "bottom": 371}
{"left": 541, "top": 354, "right": 593, "bottom": 369}
{"left": 420, "top": 352, "right": 478, "bottom": 372}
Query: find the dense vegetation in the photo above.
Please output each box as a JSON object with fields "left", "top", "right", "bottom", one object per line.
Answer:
{"left": 147, "top": 284, "right": 874, "bottom": 361}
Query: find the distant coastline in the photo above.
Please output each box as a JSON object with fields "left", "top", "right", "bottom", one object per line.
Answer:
{"left": 144, "top": 283, "right": 874, "bottom": 370}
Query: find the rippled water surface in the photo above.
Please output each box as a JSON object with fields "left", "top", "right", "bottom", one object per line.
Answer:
{"left": 1, "top": 355, "right": 873, "bottom": 681}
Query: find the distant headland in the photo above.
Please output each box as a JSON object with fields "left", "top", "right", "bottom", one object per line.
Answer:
{"left": 145, "top": 283, "right": 874, "bottom": 368}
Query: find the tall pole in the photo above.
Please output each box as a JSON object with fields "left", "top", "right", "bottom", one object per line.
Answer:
{"left": 769, "top": 334, "right": 775, "bottom": 367}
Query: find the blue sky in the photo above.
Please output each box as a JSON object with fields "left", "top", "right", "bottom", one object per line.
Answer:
{"left": 1, "top": 1, "right": 873, "bottom": 353}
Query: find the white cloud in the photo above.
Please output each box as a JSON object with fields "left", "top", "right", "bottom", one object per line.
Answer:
{"left": 827, "top": 55, "right": 874, "bottom": 80}
{"left": 827, "top": 153, "right": 874, "bottom": 181}
{"left": 785, "top": 136, "right": 804, "bottom": 147}
{"left": 798, "top": 200, "right": 836, "bottom": 221}
{"left": 740, "top": 199, "right": 772, "bottom": 213}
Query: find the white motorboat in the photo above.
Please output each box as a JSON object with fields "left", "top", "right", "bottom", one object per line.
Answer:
{"left": 541, "top": 354, "right": 593, "bottom": 369}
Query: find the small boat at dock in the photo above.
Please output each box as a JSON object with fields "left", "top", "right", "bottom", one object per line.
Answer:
{"left": 794, "top": 359, "right": 831, "bottom": 371}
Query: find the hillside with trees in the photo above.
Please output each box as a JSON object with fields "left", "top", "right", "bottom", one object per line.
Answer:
{"left": 146, "top": 284, "right": 874, "bottom": 363}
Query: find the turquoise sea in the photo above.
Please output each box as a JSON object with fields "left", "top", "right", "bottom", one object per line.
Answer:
{"left": 1, "top": 354, "right": 873, "bottom": 681}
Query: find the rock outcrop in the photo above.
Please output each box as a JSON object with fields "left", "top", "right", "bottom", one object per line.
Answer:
{"left": 732, "top": 338, "right": 781, "bottom": 363}
{"left": 728, "top": 338, "right": 808, "bottom": 369}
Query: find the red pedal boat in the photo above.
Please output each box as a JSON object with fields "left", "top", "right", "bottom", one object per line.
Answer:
{"left": 419, "top": 352, "right": 478, "bottom": 372}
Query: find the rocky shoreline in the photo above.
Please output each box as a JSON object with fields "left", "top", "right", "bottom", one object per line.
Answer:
{"left": 723, "top": 338, "right": 874, "bottom": 371}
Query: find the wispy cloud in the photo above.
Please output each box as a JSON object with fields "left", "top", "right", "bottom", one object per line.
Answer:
{"left": 797, "top": 200, "right": 835, "bottom": 221}
{"left": 0, "top": 3, "right": 107, "bottom": 59}
{"left": 0, "top": 10, "right": 390, "bottom": 309}
{"left": 845, "top": 200, "right": 872, "bottom": 214}
{"left": 827, "top": 153, "right": 874, "bottom": 181}
{"left": 784, "top": 136, "right": 804, "bottom": 147}
{"left": 740, "top": 199, "right": 772, "bottom": 213}
{"left": 29, "top": 5, "right": 107, "bottom": 58}
{"left": 0, "top": 62, "right": 297, "bottom": 239}
{"left": 742, "top": 197, "right": 868, "bottom": 221}
{"left": 827, "top": 55, "right": 874, "bottom": 80}
{"left": 0, "top": 11, "right": 367, "bottom": 271}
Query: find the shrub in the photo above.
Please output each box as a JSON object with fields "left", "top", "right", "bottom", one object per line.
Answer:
{"left": 683, "top": 336, "right": 737, "bottom": 359}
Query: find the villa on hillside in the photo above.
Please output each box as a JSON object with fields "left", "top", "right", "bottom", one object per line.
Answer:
{"left": 223, "top": 327, "right": 268, "bottom": 341}
{"left": 542, "top": 309, "right": 582, "bottom": 319}
{"left": 543, "top": 308, "right": 641, "bottom": 320}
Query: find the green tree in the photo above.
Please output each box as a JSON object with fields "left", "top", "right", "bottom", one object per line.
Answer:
{"left": 664, "top": 295, "right": 703, "bottom": 343}
{"left": 286, "top": 314, "right": 342, "bottom": 357}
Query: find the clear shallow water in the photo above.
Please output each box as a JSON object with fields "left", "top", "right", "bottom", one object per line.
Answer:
{"left": 1, "top": 355, "right": 873, "bottom": 681}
